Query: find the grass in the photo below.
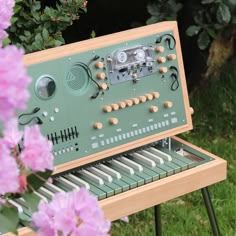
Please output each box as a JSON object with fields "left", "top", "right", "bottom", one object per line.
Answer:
{"left": 111, "top": 61, "right": 236, "bottom": 236}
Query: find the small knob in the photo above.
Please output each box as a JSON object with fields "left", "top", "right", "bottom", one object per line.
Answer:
{"left": 118, "top": 101, "right": 126, "bottom": 109}
{"left": 189, "top": 107, "right": 194, "bottom": 115}
{"left": 157, "top": 57, "right": 166, "bottom": 63}
{"left": 99, "top": 83, "right": 108, "bottom": 90}
{"left": 94, "top": 122, "right": 103, "bottom": 129}
{"left": 111, "top": 103, "right": 119, "bottom": 111}
{"left": 125, "top": 99, "right": 133, "bottom": 107}
{"left": 107, "top": 57, "right": 112, "bottom": 62}
{"left": 96, "top": 72, "right": 106, "bottom": 80}
{"left": 164, "top": 101, "right": 173, "bottom": 108}
{"left": 168, "top": 54, "right": 177, "bottom": 60}
{"left": 149, "top": 106, "right": 158, "bottom": 113}
{"left": 95, "top": 61, "right": 104, "bottom": 69}
{"left": 109, "top": 118, "right": 119, "bottom": 125}
{"left": 132, "top": 98, "right": 140, "bottom": 105}
{"left": 139, "top": 96, "right": 147, "bottom": 103}
{"left": 159, "top": 67, "right": 168, "bottom": 73}
{"left": 152, "top": 92, "right": 160, "bottom": 99}
{"left": 145, "top": 93, "right": 153, "bottom": 101}
{"left": 103, "top": 105, "right": 112, "bottom": 113}
{"left": 156, "top": 46, "right": 165, "bottom": 53}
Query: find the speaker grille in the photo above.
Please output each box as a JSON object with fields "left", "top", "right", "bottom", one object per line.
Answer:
{"left": 66, "top": 64, "right": 89, "bottom": 92}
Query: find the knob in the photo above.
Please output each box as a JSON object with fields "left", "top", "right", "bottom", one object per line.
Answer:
{"left": 118, "top": 101, "right": 126, "bottom": 109}
{"left": 103, "top": 105, "right": 112, "bottom": 113}
{"left": 94, "top": 122, "right": 103, "bottom": 129}
{"left": 107, "top": 57, "right": 112, "bottom": 62}
{"left": 152, "top": 92, "right": 160, "bottom": 99}
{"left": 99, "top": 83, "right": 108, "bottom": 90}
{"left": 149, "top": 106, "right": 158, "bottom": 113}
{"left": 164, "top": 101, "right": 173, "bottom": 108}
{"left": 125, "top": 99, "right": 133, "bottom": 107}
{"left": 111, "top": 103, "right": 119, "bottom": 111}
{"left": 190, "top": 107, "right": 194, "bottom": 115}
{"left": 109, "top": 118, "right": 119, "bottom": 125}
{"left": 156, "top": 46, "right": 165, "bottom": 53}
{"left": 95, "top": 62, "right": 104, "bottom": 69}
{"left": 145, "top": 93, "right": 153, "bottom": 101}
{"left": 132, "top": 98, "right": 140, "bottom": 105}
{"left": 168, "top": 54, "right": 177, "bottom": 60}
{"left": 157, "top": 57, "right": 166, "bottom": 63}
{"left": 139, "top": 96, "right": 147, "bottom": 103}
{"left": 96, "top": 72, "right": 106, "bottom": 80}
{"left": 159, "top": 67, "right": 168, "bottom": 73}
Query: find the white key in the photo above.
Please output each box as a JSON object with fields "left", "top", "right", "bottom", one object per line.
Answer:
{"left": 109, "top": 159, "right": 135, "bottom": 175}
{"left": 118, "top": 156, "right": 143, "bottom": 172}
{"left": 97, "top": 164, "right": 122, "bottom": 179}
{"left": 147, "top": 147, "right": 172, "bottom": 161}
{"left": 38, "top": 187, "right": 54, "bottom": 198}
{"left": 44, "top": 182, "right": 64, "bottom": 193}
{"left": 56, "top": 177, "right": 80, "bottom": 190}
{"left": 15, "top": 198, "right": 28, "bottom": 208}
{"left": 65, "top": 174, "right": 90, "bottom": 190}
{"left": 80, "top": 170, "right": 104, "bottom": 185}
{"left": 130, "top": 152, "right": 156, "bottom": 167}
{"left": 8, "top": 199, "right": 24, "bottom": 214}
{"left": 139, "top": 150, "right": 164, "bottom": 164}
{"left": 34, "top": 191, "right": 49, "bottom": 202}
{"left": 88, "top": 167, "right": 113, "bottom": 182}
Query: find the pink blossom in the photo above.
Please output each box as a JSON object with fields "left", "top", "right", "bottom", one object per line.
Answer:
{"left": 0, "top": 0, "right": 15, "bottom": 42}
{"left": 32, "top": 189, "right": 111, "bottom": 236}
{"left": 0, "top": 140, "right": 19, "bottom": 195}
{"left": 0, "top": 46, "right": 31, "bottom": 123}
{"left": 20, "top": 125, "right": 54, "bottom": 172}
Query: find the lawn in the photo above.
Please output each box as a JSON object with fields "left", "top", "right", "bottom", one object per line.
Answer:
{"left": 111, "top": 61, "right": 236, "bottom": 236}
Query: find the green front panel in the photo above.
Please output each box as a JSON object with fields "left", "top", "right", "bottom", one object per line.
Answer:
{"left": 19, "top": 30, "right": 190, "bottom": 166}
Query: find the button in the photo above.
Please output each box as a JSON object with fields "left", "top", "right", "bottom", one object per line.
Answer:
{"left": 99, "top": 83, "right": 108, "bottom": 90}
{"left": 94, "top": 122, "right": 103, "bottom": 129}
{"left": 149, "top": 106, "right": 158, "bottom": 113}
{"left": 157, "top": 57, "right": 166, "bottom": 63}
{"left": 125, "top": 100, "right": 133, "bottom": 107}
{"left": 152, "top": 92, "right": 160, "bottom": 99}
{"left": 168, "top": 54, "right": 177, "bottom": 60}
{"left": 95, "top": 62, "right": 104, "bottom": 69}
{"left": 156, "top": 46, "right": 164, "bottom": 53}
{"left": 164, "top": 101, "right": 173, "bottom": 108}
{"left": 109, "top": 118, "right": 119, "bottom": 125}
{"left": 42, "top": 111, "right": 48, "bottom": 117}
{"left": 96, "top": 72, "right": 106, "bottom": 80}
{"left": 139, "top": 96, "right": 147, "bottom": 103}
{"left": 103, "top": 105, "right": 112, "bottom": 113}
{"left": 132, "top": 98, "right": 140, "bottom": 105}
{"left": 118, "top": 101, "right": 126, "bottom": 109}
{"left": 145, "top": 94, "right": 153, "bottom": 101}
{"left": 111, "top": 104, "right": 119, "bottom": 111}
{"left": 159, "top": 67, "right": 168, "bottom": 73}
{"left": 54, "top": 108, "right": 59, "bottom": 113}
{"left": 50, "top": 116, "right": 55, "bottom": 121}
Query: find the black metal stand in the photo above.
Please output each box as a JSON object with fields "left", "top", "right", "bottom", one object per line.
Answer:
{"left": 154, "top": 205, "right": 162, "bottom": 236}
{"left": 201, "top": 187, "right": 221, "bottom": 236}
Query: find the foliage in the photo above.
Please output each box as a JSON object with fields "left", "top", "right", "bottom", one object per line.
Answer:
{"left": 146, "top": 0, "right": 183, "bottom": 24}
{"left": 7, "top": 0, "right": 87, "bottom": 53}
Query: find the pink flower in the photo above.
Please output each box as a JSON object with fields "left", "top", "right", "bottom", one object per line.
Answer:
{"left": 32, "top": 189, "right": 111, "bottom": 236}
{"left": 20, "top": 125, "right": 54, "bottom": 172}
{"left": 0, "top": 0, "right": 15, "bottom": 42}
{"left": 0, "top": 140, "right": 19, "bottom": 195}
{"left": 0, "top": 46, "right": 31, "bottom": 123}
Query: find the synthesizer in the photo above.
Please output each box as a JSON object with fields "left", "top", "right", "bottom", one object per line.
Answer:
{"left": 2, "top": 21, "right": 226, "bottom": 236}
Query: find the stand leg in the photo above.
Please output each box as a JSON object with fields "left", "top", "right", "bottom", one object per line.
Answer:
{"left": 154, "top": 205, "right": 162, "bottom": 236}
{"left": 201, "top": 187, "right": 221, "bottom": 236}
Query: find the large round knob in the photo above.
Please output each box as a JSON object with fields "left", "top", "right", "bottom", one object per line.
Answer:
{"left": 95, "top": 61, "right": 104, "bottom": 69}
{"left": 164, "top": 101, "right": 173, "bottom": 108}
{"left": 94, "top": 122, "right": 103, "bottom": 129}
{"left": 109, "top": 118, "right": 119, "bottom": 125}
{"left": 149, "top": 106, "right": 158, "bottom": 113}
{"left": 103, "top": 105, "right": 112, "bottom": 113}
{"left": 96, "top": 72, "right": 106, "bottom": 80}
{"left": 156, "top": 46, "right": 165, "bottom": 53}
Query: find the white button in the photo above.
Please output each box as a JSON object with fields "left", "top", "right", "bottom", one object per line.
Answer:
{"left": 50, "top": 116, "right": 55, "bottom": 121}
{"left": 66, "top": 148, "right": 70, "bottom": 152}
{"left": 70, "top": 147, "right": 74, "bottom": 151}
{"left": 54, "top": 108, "right": 59, "bottom": 113}
{"left": 62, "top": 149, "right": 66, "bottom": 153}
{"left": 43, "top": 111, "right": 48, "bottom": 117}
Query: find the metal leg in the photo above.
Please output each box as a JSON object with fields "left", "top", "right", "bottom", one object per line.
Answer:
{"left": 201, "top": 187, "right": 221, "bottom": 236}
{"left": 154, "top": 205, "right": 162, "bottom": 236}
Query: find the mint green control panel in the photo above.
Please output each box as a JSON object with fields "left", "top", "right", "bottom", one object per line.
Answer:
{"left": 19, "top": 25, "right": 191, "bottom": 166}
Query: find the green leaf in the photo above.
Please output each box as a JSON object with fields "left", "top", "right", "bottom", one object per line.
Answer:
{"left": 217, "top": 4, "right": 231, "bottom": 24}
{"left": 22, "top": 193, "right": 41, "bottom": 213}
{"left": 197, "top": 30, "right": 211, "bottom": 50}
{"left": 42, "top": 28, "right": 49, "bottom": 41}
{"left": 206, "top": 28, "right": 217, "bottom": 38}
{"left": 201, "top": 0, "right": 214, "bottom": 4}
{"left": 0, "top": 206, "right": 19, "bottom": 234}
{"left": 186, "top": 25, "right": 201, "bottom": 36}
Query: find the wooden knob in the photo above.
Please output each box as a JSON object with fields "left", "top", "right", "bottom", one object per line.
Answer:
{"left": 125, "top": 99, "right": 133, "bottom": 107}
{"left": 168, "top": 54, "right": 177, "bottom": 60}
{"left": 164, "top": 101, "right": 173, "bottom": 108}
{"left": 99, "top": 83, "right": 108, "bottom": 90}
{"left": 109, "top": 118, "right": 118, "bottom": 125}
{"left": 159, "top": 67, "right": 168, "bottom": 73}
{"left": 145, "top": 93, "right": 153, "bottom": 101}
{"left": 156, "top": 46, "right": 165, "bottom": 53}
{"left": 111, "top": 103, "right": 119, "bottom": 111}
{"left": 157, "top": 57, "right": 166, "bottom": 63}
{"left": 118, "top": 101, "right": 126, "bottom": 109}
{"left": 96, "top": 72, "right": 106, "bottom": 80}
{"left": 132, "top": 98, "right": 140, "bottom": 105}
{"left": 94, "top": 122, "right": 103, "bottom": 129}
{"left": 95, "top": 61, "right": 104, "bottom": 69}
{"left": 190, "top": 107, "right": 194, "bottom": 115}
{"left": 152, "top": 92, "right": 160, "bottom": 99}
{"left": 103, "top": 105, "right": 112, "bottom": 113}
{"left": 149, "top": 106, "right": 158, "bottom": 113}
{"left": 139, "top": 96, "right": 147, "bottom": 103}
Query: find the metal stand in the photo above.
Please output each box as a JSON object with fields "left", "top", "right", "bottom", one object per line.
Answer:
{"left": 154, "top": 205, "right": 162, "bottom": 236}
{"left": 201, "top": 187, "right": 221, "bottom": 236}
